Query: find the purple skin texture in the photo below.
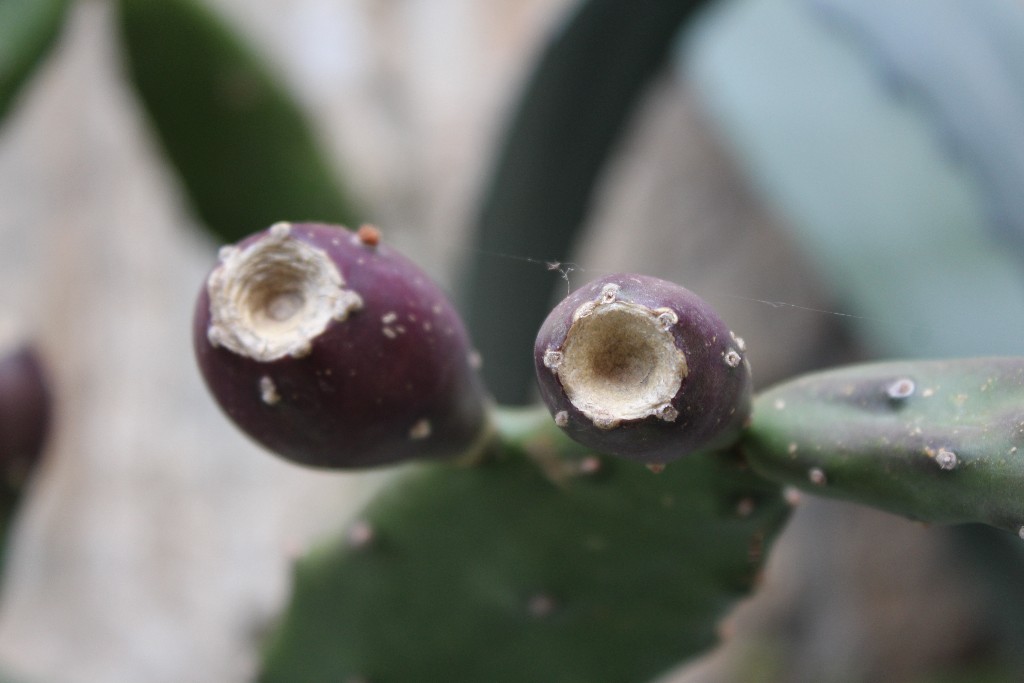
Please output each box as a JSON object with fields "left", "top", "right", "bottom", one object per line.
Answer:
{"left": 0, "top": 344, "right": 52, "bottom": 482}
{"left": 194, "top": 222, "right": 489, "bottom": 469}
{"left": 534, "top": 273, "right": 751, "bottom": 466}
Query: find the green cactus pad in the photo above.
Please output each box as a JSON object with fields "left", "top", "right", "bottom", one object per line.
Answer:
{"left": 0, "top": 0, "right": 70, "bottom": 125}
{"left": 743, "top": 357, "right": 1024, "bottom": 533}
{"left": 259, "top": 408, "right": 789, "bottom": 683}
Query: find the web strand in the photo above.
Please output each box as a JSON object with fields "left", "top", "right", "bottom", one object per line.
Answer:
{"left": 463, "top": 245, "right": 924, "bottom": 334}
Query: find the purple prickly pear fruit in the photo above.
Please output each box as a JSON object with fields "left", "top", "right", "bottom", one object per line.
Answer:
{"left": 193, "top": 222, "right": 491, "bottom": 469}
{"left": 0, "top": 331, "right": 52, "bottom": 483}
{"left": 534, "top": 273, "right": 751, "bottom": 466}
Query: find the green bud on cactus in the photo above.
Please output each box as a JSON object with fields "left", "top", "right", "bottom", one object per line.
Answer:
{"left": 193, "top": 222, "right": 491, "bottom": 469}
{"left": 742, "top": 357, "right": 1024, "bottom": 534}
{"left": 534, "top": 274, "right": 751, "bottom": 466}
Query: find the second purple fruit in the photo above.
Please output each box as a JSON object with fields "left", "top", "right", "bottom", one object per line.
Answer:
{"left": 534, "top": 274, "right": 751, "bottom": 466}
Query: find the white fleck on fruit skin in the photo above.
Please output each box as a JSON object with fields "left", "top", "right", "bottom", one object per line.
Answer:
{"left": 259, "top": 376, "right": 281, "bottom": 405}
{"left": 657, "top": 404, "right": 678, "bottom": 422}
{"left": 542, "top": 350, "right": 563, "bottom": 369}
{"left": 409, "top": 419, "right": 432, "bottom": 440}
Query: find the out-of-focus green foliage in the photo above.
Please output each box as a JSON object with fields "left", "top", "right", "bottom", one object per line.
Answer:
{"left": 117, "top": 0, "right": 359, "bottom": 243}
{"left": 463, "top": 0, "right": 715, "bottom": 405}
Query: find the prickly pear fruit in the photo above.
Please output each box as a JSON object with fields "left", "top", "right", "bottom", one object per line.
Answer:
{"left": 258, "top": 408, "right": 791, "bottom": 683}
{"left": 534, "top": 273, "right": 751, "bottom": 465}
{"left": 742, "top": 357, "right": 1024, "bottom": 534}
{"left": 193, "top": 222, "right": 490, "bottom": 469}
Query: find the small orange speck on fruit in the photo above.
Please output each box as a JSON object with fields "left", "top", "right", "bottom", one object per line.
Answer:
{"left": 356, "top": 224, "right": 381, "bottom": 247}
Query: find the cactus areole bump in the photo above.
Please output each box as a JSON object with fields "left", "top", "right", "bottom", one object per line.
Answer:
{"left": 194, "top": 222, "right": 490, "bottom": 468}
{"left": 534, "top": 274, "right": 751, "bottom": 465}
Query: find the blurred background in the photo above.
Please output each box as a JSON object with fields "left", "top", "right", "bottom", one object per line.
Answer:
{"left": 1, "top": 0, "right": 1023, "bottom": 681}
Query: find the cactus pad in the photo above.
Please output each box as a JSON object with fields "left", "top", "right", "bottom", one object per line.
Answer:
{"left": 259, "top": 408, "right": 789, "bottom": 682}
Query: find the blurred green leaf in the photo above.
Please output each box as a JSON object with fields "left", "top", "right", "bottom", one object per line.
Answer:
{"left": 685, "top": 0, "right": 1024, "bottom": 358}
{"left": 117, "top": 0, "right": 358, "bottom": 243}
{"left": 0, "top": 0, "right": 71, "bottom": 126}
{"left": 463, "top": 0, "right": 715, "bottom": 405}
